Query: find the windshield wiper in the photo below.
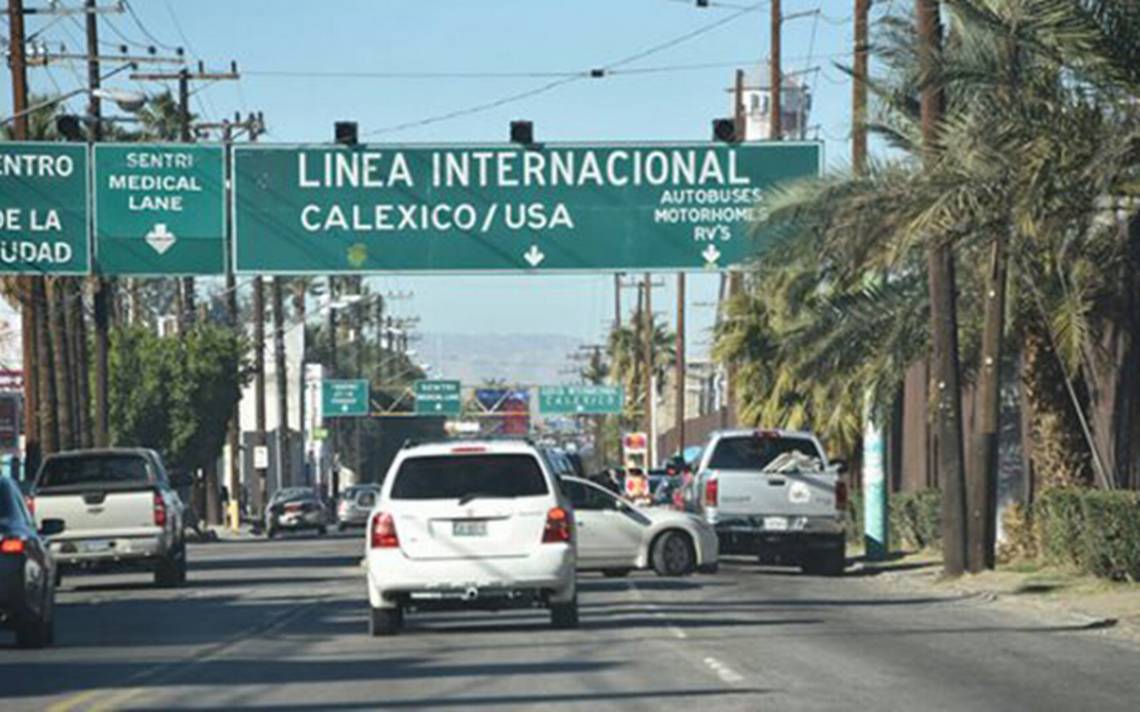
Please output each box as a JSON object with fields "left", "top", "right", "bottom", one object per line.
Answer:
{"left": 457, "top": 491, "right": 499, "bottom": 505}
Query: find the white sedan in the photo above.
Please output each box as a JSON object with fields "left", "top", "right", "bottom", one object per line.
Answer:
{"left": 560, "top": 476, "right": 718, "bottom": 577}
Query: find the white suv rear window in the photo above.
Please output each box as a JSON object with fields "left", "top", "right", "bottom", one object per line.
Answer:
{"left": 390, "top": 454, "right": 548, "bottom": 500}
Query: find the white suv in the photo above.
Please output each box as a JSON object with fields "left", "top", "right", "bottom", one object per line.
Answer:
{"left": 365, "top": 439, "right": 577, "bottom": 635}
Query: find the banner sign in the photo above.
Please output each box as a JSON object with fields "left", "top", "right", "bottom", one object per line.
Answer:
{"left": 0, "top": 143, "right": 89, "bottom": 274}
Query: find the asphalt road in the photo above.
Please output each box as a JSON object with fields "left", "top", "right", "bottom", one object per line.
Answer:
{"left": 2, "top": 533, "right": 1138, "bottom": 711}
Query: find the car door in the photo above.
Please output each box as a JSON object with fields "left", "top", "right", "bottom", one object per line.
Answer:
{"left": 565, "top": 479, "right": 646, "bottom": 567}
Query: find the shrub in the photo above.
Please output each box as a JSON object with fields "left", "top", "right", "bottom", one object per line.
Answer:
{"left": 1076, "top": 491, "right": 1140, "bottom": 582}
{"left": 890, "top": 489, "right": 942, "bottom": 551}
{"left": 847, "top": 487, "right": 864, "bottom": 544}
{"left": 1033, "top": 488, "right": 1087, "bottom": 569}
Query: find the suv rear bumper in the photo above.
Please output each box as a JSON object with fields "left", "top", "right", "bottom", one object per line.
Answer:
{"left": 50, "top": 535, "right": 167, "bottom": 567}
{"left": 367, "top": 545, "right": 575, "bottom": 608}
{"left": 716, "top": 526, "right": 844, "bottom": 561}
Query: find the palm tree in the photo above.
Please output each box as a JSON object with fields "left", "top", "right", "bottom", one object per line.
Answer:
{"left": 606, "top": 312, "right": 675, "bottom": 424}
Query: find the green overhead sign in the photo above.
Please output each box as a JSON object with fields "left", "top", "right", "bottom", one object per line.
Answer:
{"left": 322, "top": 379, "right": 369, "bottom": 417}
{"left": 0, "top": 143, "right": 89, "bottom": 274}
{"left": 232, "top": 142, "right": 821, "bottom": 273}
{"left": 414, "top": 380, "right": 462, "bottom": 416}
{"left": 93, "top": 144, "right": 226, "bottom": 275}
{"left": 539, "top": 385, "right": 624, "bottom": 415}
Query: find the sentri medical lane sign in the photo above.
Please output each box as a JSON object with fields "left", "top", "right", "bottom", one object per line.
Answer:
{"left": 232, "top": 142, "right": 821, "bottom": 273}
{"left": 0, "top": 143, "right": 89, "bottom": 274}
{"left": 94, "top": 144, "right": 226, "bottom": 275}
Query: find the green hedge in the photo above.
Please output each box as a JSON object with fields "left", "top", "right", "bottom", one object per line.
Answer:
{"left": 891, "top": 489, "right": 942, "bottom": 551}
{"left": 1036, "top": 488, "right": 1140, "bottom": 581}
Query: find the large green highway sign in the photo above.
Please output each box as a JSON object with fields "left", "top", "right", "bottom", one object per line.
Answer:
{"left": 322, "top": 379, "right": 370, "bottom": 417}
{"left": 233, "top": 142, "right": 821, "bottom": 273}
{"left": 0, "top": 143, "right": 89, "bottom": 274}
{"left": 94, "top": 144, "right": 226, "bottom": 275}
{"left": 414, "top": 380, "right": 462, "bottom": 415}
{"left": 539, "top": 385, "right": 624, "bottom": 415}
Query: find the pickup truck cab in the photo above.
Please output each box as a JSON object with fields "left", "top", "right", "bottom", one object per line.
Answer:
{"left": 31, "top": 449, "right": 189, "bottom": 587}
{"left": 687, "top": 429, "right": 847, "bottom": 575}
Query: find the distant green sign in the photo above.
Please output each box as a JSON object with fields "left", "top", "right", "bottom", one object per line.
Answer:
{"left": 0, "top": 143, "right": 89, "bottom": 274}
{"left": 539, "top": 385, "right": 624, "bottom": 415}
{"left": 414, "top": 380, "right": 462, "bottom": 416}
{"left": 232, "top": 142, "right": 821, "bottom": 274}
{"left": 93, "top": 144, "right": 225, "bottom": 275}
{"left": 322, "top": 379, "right": 369, "bottom": 417}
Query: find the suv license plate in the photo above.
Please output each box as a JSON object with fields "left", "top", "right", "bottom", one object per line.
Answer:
{"left": 763, "top": 517, "right": 788, "bottom": 532}
{"left": 81, "top": 539, "right": 112, "bottom": 553}
{"left": 453, "top": 520, "right": 487, "bottom": 537}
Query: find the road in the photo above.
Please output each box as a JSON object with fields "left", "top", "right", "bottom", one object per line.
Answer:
{"left": 2, "top": 534, "right": 1138, "bottom": 711}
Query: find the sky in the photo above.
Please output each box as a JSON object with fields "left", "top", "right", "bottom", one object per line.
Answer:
{"left": 1, "top": 0, "right": 891, "bottom": 373}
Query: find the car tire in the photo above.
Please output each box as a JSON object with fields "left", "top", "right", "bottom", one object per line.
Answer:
{"left": 601, "top": 568, "right": 631, "bottom": 578}
{"left": 652, "top": 530, "right": 696, "bottom": 577}
{"left": 550, "top": 596, "right": 579, "bottom": 630}
{"left": 369, "top": 606, "right": 402, "bottom": 636}
{"left": 15, "top": 612, "right": 53, "bottom": 649}
{"left": 155, "top": 544, "right": 187, "bottom": 587}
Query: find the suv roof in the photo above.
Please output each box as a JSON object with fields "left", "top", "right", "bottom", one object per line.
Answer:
{"left": 398, "top": 439, "right": 541, "bottom": 458}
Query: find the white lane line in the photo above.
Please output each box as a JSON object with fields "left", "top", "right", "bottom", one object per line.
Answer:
{"left": 704, "top": 656, "right": 746, "bottom": 685}
{"left": 626, "top": 580, "right": 687, "bottom": 639}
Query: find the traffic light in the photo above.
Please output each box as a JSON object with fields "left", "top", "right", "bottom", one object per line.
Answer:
{"left": 712, "top": 117, "right": 737, "bottom": 143}
{"left": 55, "top": 115, "right": 85, "bottom": 142}
{"left": 334, "top": 121, "right": 358, "bottom": 146}
{"left": 510, "top": 120, "right": 534, "bottom": 146}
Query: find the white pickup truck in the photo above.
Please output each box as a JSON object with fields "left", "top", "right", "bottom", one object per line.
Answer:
{"left": 686, "top": 429, "right": 847, "bottom": 575}
{"left": 31, "top": 449, "right": 189, "bottom": 587}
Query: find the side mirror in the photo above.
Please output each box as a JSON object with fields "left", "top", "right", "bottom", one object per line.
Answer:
{"left": 170, "top": 471, "right": 194, "bottom": 488}
{"left": 39, "top": 518, "right": 65, "bottom": 537}
{"left": 830, "top": 459, "right": 849, "bottom": 475}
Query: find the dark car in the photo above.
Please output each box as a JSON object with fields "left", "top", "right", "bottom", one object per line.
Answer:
{"left": 265, "top": 488, "right": 327, "bottom": 538}
{"left": 1, "top": 476, "right": 64, "bottom": 648}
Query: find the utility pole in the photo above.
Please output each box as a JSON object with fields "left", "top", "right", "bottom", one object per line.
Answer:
{"left": 674, "top": 273, "right": 686, "bottom": 457}
{"left": 642, "top": 273, "right": 654, "bottom": 466}
{"left": 918, "top": 0, "right": 968, "bottom": 578}
{"left": 734, "top": 69, "right": 745, "bottom": 139}
{"left": 82, "top": 0, "right": 109, "bottom": 449}
{"left": 327, "top": 276, "right": 339, "bottom": 498}
{"left": 9, "top": 0, "right": 40, "bottom": 481}
{"left": 613, "top": 273, "right": 622, "bottom": 329}
{"left": 852, "top": 0, "right": 870, "bottom": 175}
{"left": 770, "top": 0, "right": 783, "bottom": 140}
{"left": 252, "top": 277, "right": 267, "bottom": 517}
{"left": 223, "top": 119, "right": 240, "bottom": 530}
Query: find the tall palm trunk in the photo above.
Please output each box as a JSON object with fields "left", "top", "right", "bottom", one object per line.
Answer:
{"left": 35, "top": 280, "right": 59, "bottom": 455}
{"left": 272, "top": 277, "right": 290, "bottom": 488}
{"left": 64, "top": 278, "right": 92, "bottom": 448}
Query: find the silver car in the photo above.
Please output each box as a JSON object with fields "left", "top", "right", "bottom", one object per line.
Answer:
{"left": 265, "top": 488, "right": 327, "bottom": 538}
{"left": 336, "top": 485, "right": 381, "bottom": 531}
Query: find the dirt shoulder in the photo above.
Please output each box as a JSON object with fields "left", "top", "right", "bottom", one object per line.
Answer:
{"left": 850, "top": 549, "right": 1140, "bottom": 645}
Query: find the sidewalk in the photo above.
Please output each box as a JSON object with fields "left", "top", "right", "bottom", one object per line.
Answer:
{"left": 851, "top": 549, "right": 1140, "bottom": 645}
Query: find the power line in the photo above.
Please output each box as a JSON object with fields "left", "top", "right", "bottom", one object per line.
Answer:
{"left": 123, "top": 0, "right": 179, "bottom": 51}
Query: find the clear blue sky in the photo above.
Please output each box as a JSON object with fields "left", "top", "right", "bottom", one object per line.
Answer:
{"left": 3, "top": 0, "right": 887, "bottom": 367}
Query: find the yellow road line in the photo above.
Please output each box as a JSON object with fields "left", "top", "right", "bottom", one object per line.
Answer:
{"left": 46, "top": 688, "right": 101, "bottom": 712}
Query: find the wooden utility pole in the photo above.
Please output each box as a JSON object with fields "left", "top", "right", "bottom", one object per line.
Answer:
{"left": 853, "top": 0, "right": 870, "bottom": 174}
{"left": 9, "top": 0, "right": 41, "bottom": 479}
{"left": 674, "top": 273, "right": 686, "bottom": 456}
{"left": 642, "top": 274, "right": 656, "bottom": 465}
{"left": 918, "top": 0, "right": 968, "bottom": 578}
{"left": 721, "top": 69, "right": 747, "bottom": 429}
{"left": 223, "top": 121, "right": 241, "bottom": 529}
{"left": 252, "top": 277, "right": 267, "bottom": 516}
{"left": 327, "top": 276, "right": 339, "bottom": 497}
{"left": 734, "top": 69, "right": 746, "bottom": 139}
{"left": 613, "top": 273, "right": 622, "bottom": 329}
{"left": 86, "top": 0, "right": 110, "bottom": 448}
{"left": 770, "top": 0, "right": 783, "bottom": 140}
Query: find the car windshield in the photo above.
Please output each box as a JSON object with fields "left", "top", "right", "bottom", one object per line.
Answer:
{"left": 390, "top": 454, "right": 549, "bottom": 500}
{"left": 37, "top": 454, "right": 150, "bottom": 489}
{"left": 273, "top": 488, "right": 315, "bottom": 504}
{"left": 707, "top": 435, "right": 823, "bottom": 470}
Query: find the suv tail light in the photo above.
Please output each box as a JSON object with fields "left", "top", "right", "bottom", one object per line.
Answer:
{"left": 542, "top": 506, "right": 572, "bottom": 543}
{"left": 835, "top": 480, "right": 848, "bottom": 512}
{"left": 153, "top": 491, "right": 167, "bottom": 527}
{"left": 1, "top": 537, "right": 26, "bottom": 555}
{"left": 370, "top": 512, "right": 399, "bottom": 548}
{"left": 704, "top": 476, "right": 719, "bottom": 508}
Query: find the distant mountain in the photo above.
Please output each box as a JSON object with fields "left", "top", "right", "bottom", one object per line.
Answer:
{"left": 416, "top": 332, "right": 589, "bottom": 387}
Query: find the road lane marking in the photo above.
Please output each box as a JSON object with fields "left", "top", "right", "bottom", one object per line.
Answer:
{"left": 626, "top": 580, "right": 688, "bottom": 639}
{"left": 704, "top": 656, "right": 746, "bottom": 685}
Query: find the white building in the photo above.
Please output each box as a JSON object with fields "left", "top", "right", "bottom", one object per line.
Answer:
{"left": 731, "top": 61, "right": 813, "bottom": 141}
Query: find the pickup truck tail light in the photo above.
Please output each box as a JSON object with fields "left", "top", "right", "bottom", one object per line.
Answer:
{"left": 704, "top": 476, "right": 719, "bottom": 508}
{"left": 370, "top": 512, "right": 399, "bottom": 548}
{"left": 153, "top": 491, "right": 167, "bottom": 527}
{"left": 0, "top": 537, "right": 26, "bottom": 555}
{"left": 835, "top": 480, "right": 848, "bottom": 512}
{"left": 542, "top": 506, "right": 572, "bottom": 543}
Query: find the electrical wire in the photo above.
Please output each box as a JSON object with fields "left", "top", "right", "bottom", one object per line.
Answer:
{"left": 123, "top": 0, "right": 180, "bottom": 51}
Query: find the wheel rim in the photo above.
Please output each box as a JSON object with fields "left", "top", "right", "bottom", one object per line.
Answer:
{"left": 663, "top": 534, "right": 692, "bottom": 574}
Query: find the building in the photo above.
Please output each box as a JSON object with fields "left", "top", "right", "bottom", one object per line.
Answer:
{"left": 730, "top": 61, "right": 813, "bottom": 141}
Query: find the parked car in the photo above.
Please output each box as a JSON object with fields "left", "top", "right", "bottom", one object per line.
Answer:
{"left": 560, "top": 476, "right": 717, "bottom": 577}
{"left": 365, "top": 439, "right": 577, "bottom": 635}
{"left": 1, "top": 476, "right": 63, "bottom": 648}
{"left": 31, "top": 449, "right": 189, "bottom": 587}
{"left": 266, "top": 488, "right": 327, "bottom": 538}
{"left": 686, "top": 429, "right": 847, "bottom": 575}
{"left": 336, "top": 485, "right": 381, "bottom": 531}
